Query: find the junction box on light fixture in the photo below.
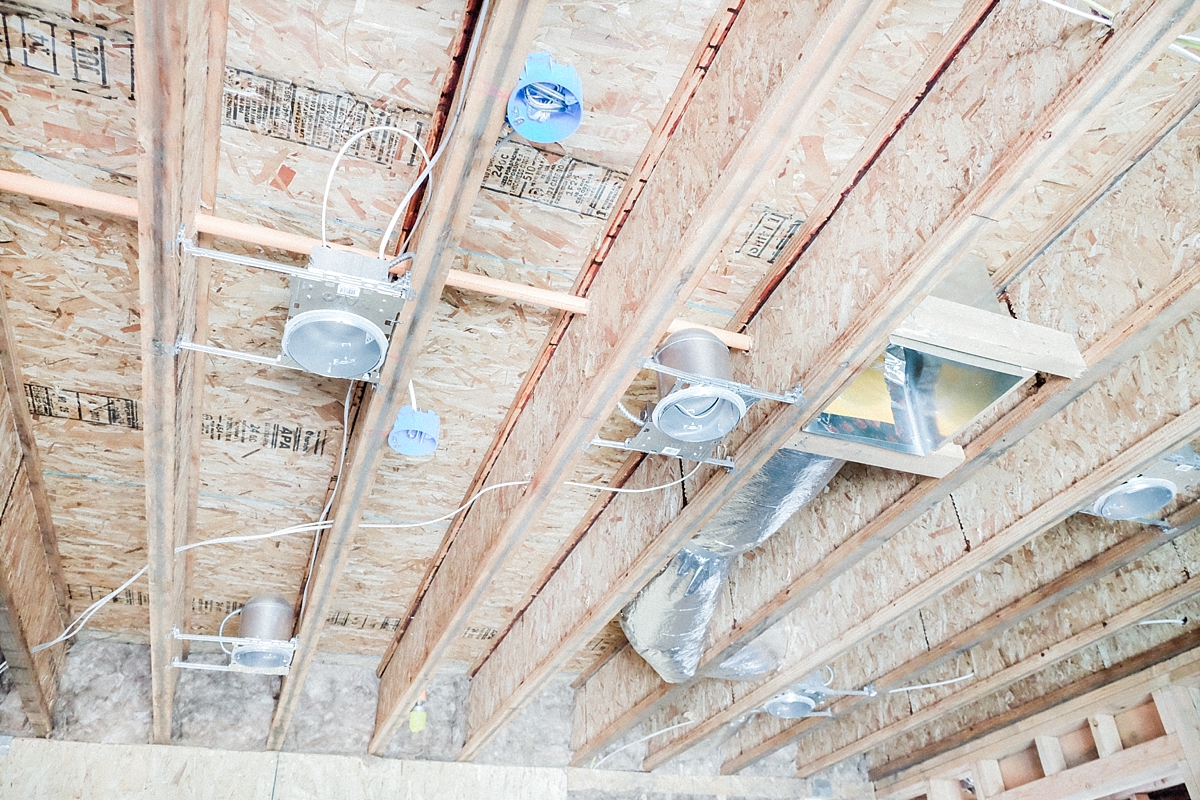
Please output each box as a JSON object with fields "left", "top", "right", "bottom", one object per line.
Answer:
{"left": 280, "top": 247, "right": 408, "bottom": 381}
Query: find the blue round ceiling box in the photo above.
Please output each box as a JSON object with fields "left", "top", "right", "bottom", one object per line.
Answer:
{"left": 389, "top": 406, "right": 440, "bottom": 456}
{"left": 506, "top": 52, "right": 583, "bottom": 144}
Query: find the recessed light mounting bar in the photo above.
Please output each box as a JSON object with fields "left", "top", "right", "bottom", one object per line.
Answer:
{"left": 169, "top": 627, "right": 298, "bottom": 676}
{"left": 180, "top": 241, "right": 413, "bottom": 299}
{"left": 589, "top": 356, "right": 802, "bottom": 469}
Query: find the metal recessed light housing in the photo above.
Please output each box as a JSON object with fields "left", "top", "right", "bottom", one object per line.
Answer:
{"left": 763, "top": 669, "right": 876, "bottom": 719}
{"left": 171, "top": 594, "right": 298, "bottom": 676}
{"left": 651, "top": 329, "right": 747, "bottom": 443}
{"left": 1090, "top": 477, "right": 1178, "bottom": 521}
{"left": 591, "top": 328, "right": 801, "bottom": 469}
{"left": 177, "top": 242, "right": 411, "bottom": 384}
{"left": 1086, "top": 443, "right": 1200, "bottom": 522}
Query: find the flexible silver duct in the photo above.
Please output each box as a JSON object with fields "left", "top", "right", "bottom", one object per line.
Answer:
{"left": 620, "top": 449, "right": 843, "bottom": 683}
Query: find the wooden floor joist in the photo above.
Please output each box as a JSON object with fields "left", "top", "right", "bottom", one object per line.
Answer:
{"left": 369, "top": 0, "right": 901, "bottom": 757}
{"left": 874, "top": 632, "right": 1200, "bottom": 792}
{"left": 645, "top": 370, "right": 1200, "bottom": 771}
{"left": 724, "top": 501, "right": 1200, "bottom": 774}
{"left": 455, "top": 0, "right": 912, "bottom": 759}
{"left": 0, "top": 278, "right": 67, "bottom": 736}
{"left": 570, "top": 0, "right": 1200, "bottom": 767}
{"left": 459, "top": 0, "right": 1001, "bottom": 756}
{"left": 378, "top": 0, "right": 749, "bottom": 682}
{"left": 133, "top": 0, "right": 217, "bottom": 745}
{"left": 264, "top": 0, "right": 549, "bottom": 750}
{"left": 1151, "top": 685, "right": 1200, "bottom": 797}
{"left": 577, "top": 78, "right": 1200, "bottom": 776}
{"left": 792, "top": 542, "right": 1200, "bottom": 776}
{"left": 711, "top": 63, "right": 1200, "bottom": 774}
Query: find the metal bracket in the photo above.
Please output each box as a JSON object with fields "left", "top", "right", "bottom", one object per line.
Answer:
{"left": 1080, "top": 509, "right": 1171, "bottom": 530}
{"left": 639, "top": 356, "right": 803, "bottom": 407}
{"left": 591, "top": 423, "right": 735, "bottom": 469}
{"left": 588, "top": 363, "right": 802, "bottom": 468}
{"left": 170, "top": 627, "right": 297, "bottom": 676}
{"left": 180, "top": 239, "right": 413, "bottom": 300}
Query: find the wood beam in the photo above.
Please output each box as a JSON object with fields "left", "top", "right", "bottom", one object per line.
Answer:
{"left": 873, "top": 636, "right": 1200, "bottom": 793}
{"left": 380, "top": 1, "right": 747, "bottom": 686}
{"left": 991, "top": 70, "right": 1200, "bottom": 291}
{"left": 265, "top": 0, "right": 548, "bottom": 750}
{"left": 1088, "top": 715, "right": 1123, "bottom": 758}
{"left": 992, "top": 734, "right": 1184, "bottom": 800}
{"left": 0, "top": 170, "right": 748, "bottom": 352}
{"left": 790, "top": 558, "right": 1200, "bottom": 778}
{"left": 0, "top": 277, "right": 67, "bottom": 736}
{"left": 1150, "top": 686, "right": 1200, "bottom": 798}
{"left": 1034, "top": 736, "right": 1068, "bottom": 776}
{"left": 132, "top": 0, "right": 215, "bottom": 745}
{"left": 453, "top": 0, "right": 900, "bottom": 759}
{"left": 573, "top": 0, "right": 1200, "bottom": 768}
{"left": 724, "top": 499, "right": 1200, "bottom": 774}
{"left": 372, "top": 0, "right": 898, "bottom": 757}
{"left": 927, "top": 778, "right": 967, "bottom": 800}
{"left": 972, "top": 760, "right": 1005, "bottom": 799}
{"left": 716, "top": 75, "right": 1200, "bottom": 761}
{"left": 179, "top": 0, "right": 230, "bottom": 662}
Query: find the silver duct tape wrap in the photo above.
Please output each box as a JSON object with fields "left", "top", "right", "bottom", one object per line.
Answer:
{"left": 620, "top": 449, "right": 843, "bottom": 684}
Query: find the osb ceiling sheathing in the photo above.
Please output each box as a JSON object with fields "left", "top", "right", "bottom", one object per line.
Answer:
{"left": 0, "top": 0, "right": 1197, "bottom": 781}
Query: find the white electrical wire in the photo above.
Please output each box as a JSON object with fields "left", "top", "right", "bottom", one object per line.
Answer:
{"left": 30, "top": 455, "right": 700, "bottom": 652}
{"left": 381, "top": 0, "right": 494, "bottom": 257}
{"left": 1170, "top": 43, "right": 1200, "bottom": 65}
{"left": 591, "top": 717, "right": 697, "bottom": 769}
{"left": 1037, "top": 0, "right": 1112, "bottom": 24}
{"left": 297, "top": 380, "right": 356, "bottom": 622}
{"left": 31, "top": 565, "right": 148, "bottom": 653}
{"left": 1036, "top": 2, "right": 1200, "bottom": 71}
{"left": 888, "top": 672, "right": 975, "bottom": 693}
{"left": 320, "top": 126, "right": 432, "bottom": 251}
{"left": 218, "top": 608, "right": 242, "bottom": 655}
{"left": 563, "top": 460, "right": 702, "bottom": 494}
{"left": 1138, "top": 617, "right": 1189, "bottom": 625}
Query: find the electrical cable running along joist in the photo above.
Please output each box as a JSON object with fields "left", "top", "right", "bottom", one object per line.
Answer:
{"left": 30, "top": 463, "right": 701, "bottom": 653}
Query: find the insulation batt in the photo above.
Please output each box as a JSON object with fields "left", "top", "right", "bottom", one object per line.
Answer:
{"left": 621, "top": 450, "right": 843, "bottom": 683}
